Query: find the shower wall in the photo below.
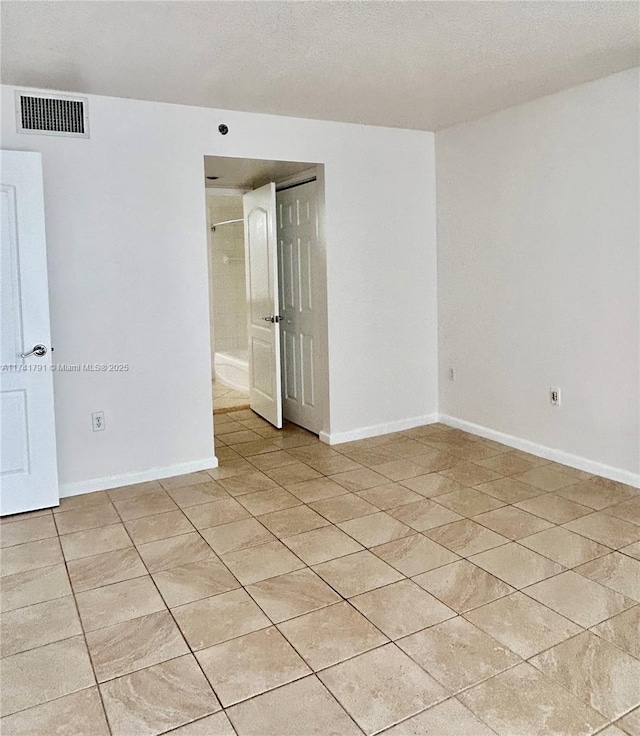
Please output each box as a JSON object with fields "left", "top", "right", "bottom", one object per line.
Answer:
{"left": 207, "top": 194, "right": 248, "bottom": 360}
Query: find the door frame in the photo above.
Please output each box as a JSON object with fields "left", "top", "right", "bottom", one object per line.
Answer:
{"left": 204, "top": 157, "right": 330, "bottom": 439}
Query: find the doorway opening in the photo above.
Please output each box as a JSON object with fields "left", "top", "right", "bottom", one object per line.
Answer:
{"left": 204, "top": 156, "right": 329, "bottom": 438}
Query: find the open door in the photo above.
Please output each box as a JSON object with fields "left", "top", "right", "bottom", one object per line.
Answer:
{"left": 1, "top": 151, "right": 59, "bottom": 515}
{"left": 243, "top": 183, "right": 282, "bottom": 428}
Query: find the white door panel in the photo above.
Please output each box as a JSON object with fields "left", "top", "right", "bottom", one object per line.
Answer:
{"left": 243, "top": 183, "right": 282, "bottom": 428}
{"left": 277, "top": 180, "right": 322, "bottom": 434}
{"left": 1, "top": 150, "right": 59, "bottom": 515}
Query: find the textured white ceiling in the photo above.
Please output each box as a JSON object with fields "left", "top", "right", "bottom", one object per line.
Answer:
{"left": 1, "top": 1, "right": 638, "bottom": 131}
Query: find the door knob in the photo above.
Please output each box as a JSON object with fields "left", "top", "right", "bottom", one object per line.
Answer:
{"left": 21, "top": 344, "right": 47, "bottom": 358}
{"left": 262, "top": 316, "right": 283, "bottom": 323}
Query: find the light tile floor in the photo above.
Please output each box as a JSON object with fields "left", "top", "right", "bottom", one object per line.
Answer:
{"left": 213, "top": 380, "right": 250, "bottom": 414}
{"left": 1, "top": 416, "right": 639, "bottom": 735}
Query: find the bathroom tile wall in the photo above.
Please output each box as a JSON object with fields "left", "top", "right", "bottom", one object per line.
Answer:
{"left": 208, "top": 195, "right": 248, "bottom": 355}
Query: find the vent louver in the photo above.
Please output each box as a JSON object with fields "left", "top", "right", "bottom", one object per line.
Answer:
{"left": 15, "top": 92, "right": 89, "bottom": 138}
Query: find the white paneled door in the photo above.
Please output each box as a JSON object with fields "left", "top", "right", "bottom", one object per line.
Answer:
{"left": 243, "top": 183, "right": 282, "bottom": 428}
{"left": 277, "top": 180, "right": 322, "bottom": 434}
{"left": 1, "top": 150, "right": 59, "bottom": 515}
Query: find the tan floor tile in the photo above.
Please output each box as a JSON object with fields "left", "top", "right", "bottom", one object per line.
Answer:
{"left": 100, "top": 654, "right": 220, "bottom": 736}
{"left": 166, "top": 481, "right": 229, "bottom": 508}
{"left": 75, "top": 575, "right": 166, "bottom": 631}
{"left": 68, "top": 547, "right": 147, "bottom": 592}
{"left": 413, "top": 559, "right": 513, "bottom": 613}
{"left": 1, "top": 537, "right": 63, "bottom": 577}
{"left": 544, "top": 461, "right": 594, "bottom": 481}
{"left": 388, "top": 498, "right": 462, "bottom": 531}
{"left": 199, "top": 624, "right": 311, "bottom": 705}
{"left": 515, "top": 492, "right": 593, "bottom": 524}
{"left": 124, "top": 510, "right": 194, "bottom": 544}
{"left": 278, "top": 601, "right": 387, "bottom": 670}
{"left": 440, "top": 462, "right": 502, "bottom": 487}
{"left": 305, "top": 455, "right": 364, "bottom": 475}
{"left": 217, "top": 471, "right": 278, "bottom": 497}
{"left": 591, "top": 605, "right": 640, "bottom": 658}
{"left": 382, "top": 697, "right": 496, "bottom": 736}
{"left": 237, "top": 488, "right": 301, "bottom": 516}
{"left": 166, "top": 711, "right": 235, "bottom": 735}
{"left": 383, "top": 438, "right": 435, "bottom": 458}
{"left": 622, "top": 541, "right": 640, "bottom": 560}
{"left": 373, "top": 459, "right": 426, "bottom": 482}
{"left": 606, "top": 495, "right": 640, "bottom": 526}
{"left": 112, "top": 490, "right": 177, "bottom": 521}
{"left": 477, "top": 452, "right": 546, "bottom": 476}
{"left": 397, "top": 616, "right": 521, "bottom": 693}
{"left": 0, "top": 687, "right": 109, "bottom": 736}
{"left": 0, "top": 563, "right": 71, "bottom": 612}
{"left": 136, "top": 532, "right": 217, "bottom": 573}
{"left": 520, "top": 526, "right": 611, "bottom": 568}
{"left": 565, "top": 512, "right": 640, "bottom": 549}
{"left": 424, "top": 518, "right": 509, "bottom": 557}
{"left": 0, "top": 516, "right": 57, "bottom": 548}
{"left": 459, "top": 662, "right": 606, "bottom": 736}
{"left": 0, "top": 508, "right": 51, "bottom": 524}
{"left": 106, "top": 481, "right": 163, "bottom": 503}
{"left": 0, "top": 636, "right": 95, "bottom": 717}
{"left": 309, "top": 493, "right": 377, "bottom": 522}
{"left": 524, "top": 570, "right": 634, "bottom": 627}
{"left": 372, "top": 534, "right": 459, "bottom": 576}
{"left": 54, "top": 491, "right": 112, "bottom": 514}
{"left": 513, "top": 466, "right": 578, "bottom": 492}
{"left": 339, "top": 447, "right": 400, "bottom": 467}
{"left": 54, "top": 504, "right": 120, "bottom": 535}
{"left": 233, "top": 440, "right": 281, "bottom": 457}
{"left": 207, "top": 459, "right": 254, "bottom": 480}
{"left": 470, "top": 542, "right": 564, "bottom": 588}
{"left": 313, "top": 550, "right": 403, "bottom": 597}
{"left": 318, "top": 643, "right": 447, "bottom": 735}
{"left": 435, "top": 488, "right": 505, "bottom": 517}
{"left": 265, "top": 463, "right": 322, "bottom": 486}
{"left": 248, "top": 450, "right": 298, "bottom": 471}
{"left": 172, "top": 588, "right": 270, "bottom": 650}
{"left": 576, "top": 551, "right": 640, "bottom": 601}
{"left": 289, "top": 477, "right": 350, "bottom": 503}
{"left": 339, "top": 511, "right": 413, "bottom": 547}
{"left": 404, "top": 451, "right": 460, "bottom": 473}
{"left": 86, "top": 610, "right": 188, "bottom": 682}
{"left": 159, "top": 472, "right": 213, "bottom": 490}
{"left": 200, "top": 517, "right": 275, "bottom": 556}
{"left": 473, "top": 506, "right": 553, "bottom": 539}
{"left": 475, "top": 477, "right": 542, "bottom": 504}
{"left": 351, "top": 579, "right": 455, "bottom": 639}
{"left": 617, "top": 709, "right": 640, "bottom": 736}
{"left": 59, "top": 523, "right": 132, "bottom": 562}
{"left": 330, "top": 467, "right": 389, "bottom": 492}
{"left": 465, "top": 591, "right": 581, "bottom": 658}
{"left": 0, "top": 596, "right": 81, "bottom": 658}
{"left": 282, "top": 525, "right": 364, "bottom": 565}
{"left": 182, "top": 498, "right": 251, "bottom": 529}
{"left": 355, "top": 485, "right": 423, "bottom": 511}
{"left": 531, "top": 631, "right": 640, "bottom": 720}
{"left": 221, "top": 540, "right": 304, "bottom": 585}
{"left": 258, "top": 505, "right": 329, "bottom": 538}
{"left": 221, "top": 429, "right": 263, "bottom": 445}
{"left": 152, "top": 558, "right": 239, "bottom": 607}
{"left": 226, "top": 675, "right": 361, "bottom": 736}
{"left": 558, "top": 479, "right": 637, "bottom": 511}
{"left": 599, "top": 726, "right": 630, "bottom": 736}
{"left": 247, "top": 568, "right": 341, "bottom": 623}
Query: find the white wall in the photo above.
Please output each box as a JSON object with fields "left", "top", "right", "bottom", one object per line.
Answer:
{"left": 437, "top": 69, "right": 639, "bottom": 482}
{"left": 0, "top": 85, "right": 438, "bottom": 493}
{"left": 207, "top": 195, "right": 247, "bottom": 357}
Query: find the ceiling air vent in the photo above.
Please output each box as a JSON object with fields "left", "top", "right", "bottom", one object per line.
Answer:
{"left": 15, "top": 91, "right": 89, "bottom": 138}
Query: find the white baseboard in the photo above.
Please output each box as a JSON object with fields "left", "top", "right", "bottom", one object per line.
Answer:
{"left": 320, "top": 414, "right": 439, "bottom": 446}
{"left": 439, "top": 414, "right": 640, "bottom": 488}
{"left": 59, "top": 456, "right": 219, "bottom": 498}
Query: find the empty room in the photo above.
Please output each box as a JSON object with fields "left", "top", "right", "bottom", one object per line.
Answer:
{"left": 0, "top": 2, "right": 638, "bottom": 735}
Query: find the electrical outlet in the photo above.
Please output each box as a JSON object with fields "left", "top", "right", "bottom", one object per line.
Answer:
{"left": 550, "top": 388, "right": 561, "bottom": 406}
{"left": 92, "top": 411, "right": 105, "bottom": 431}
{"left": 449, "top": 367, "right": 456, "bottom": 381}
